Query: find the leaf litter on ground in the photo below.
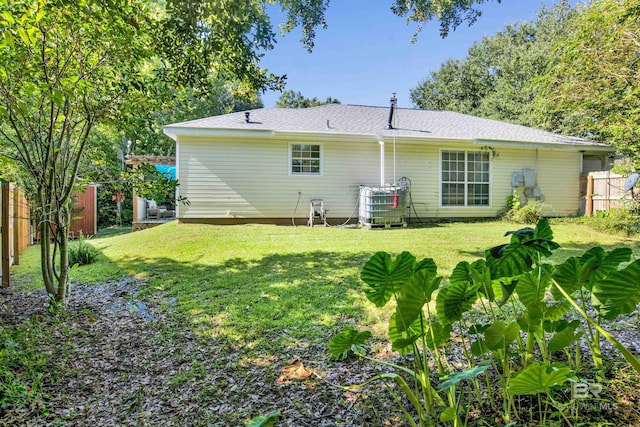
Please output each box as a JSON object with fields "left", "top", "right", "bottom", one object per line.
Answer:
{"left": 0, "top": 278, "right": 408, "bottom": 426}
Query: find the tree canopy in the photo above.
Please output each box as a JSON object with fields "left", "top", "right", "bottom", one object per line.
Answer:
{"left": 392, "top": 0, "right": 501, "bottom": 39}
{"left": 0, "top": 0, "right": 318, "bottom": 301}
{"left": 409, "top": 0, "right": 640, "bottom": 169}
{"left": 410, "top": 1, "right": 576, "bottom": 126}
{"left": 534, "top": 0, "right": 640, "bottom": 169}
{"left": 0, "top": 0, "right": 150, "bottom": 301}
{"left": 119, "top": 77, "right": 263, "bottom": 157}
{"left": 275, "top": 90, "right": 340, "bottom": 108}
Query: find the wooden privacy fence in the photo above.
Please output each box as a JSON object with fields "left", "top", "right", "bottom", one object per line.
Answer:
{"left": 33, "top": 185, "right": 99, "bottom": 241}
{"left": 1, "top": 183, "right": 97, "bottom": 287}
{"left": 70, "top": 184, "right": 97, "bottom": 237}
{"left": 1, "top": 181, "right": 31, "bottom": 287}
{"left": 583, "top": 171, "right": 634, "bottom": 217}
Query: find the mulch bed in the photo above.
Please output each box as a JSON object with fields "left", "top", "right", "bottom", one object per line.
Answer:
{"left": 0, "top": 280, "right": 402, "bottom": 427}
{"left": 2, "top": 279, "right": 640, "bottom": 426}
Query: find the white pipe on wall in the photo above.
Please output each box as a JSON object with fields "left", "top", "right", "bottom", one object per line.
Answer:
{"left": 379, "top": 139, "right": 385, "bottom": 186}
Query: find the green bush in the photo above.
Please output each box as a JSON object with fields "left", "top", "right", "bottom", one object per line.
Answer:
{"left": 97, "top": 184, "right": 133, "bottom": 228}
{"left": 585, "top": 207, "right": 640, "bottom": 236}
{"left": 510, "top": 200, "right": 545, "bottom": 224}
{"left": 68, "top": 233, "right": 99, "bottom": 266}
{"left": 502, "top": 191, "right": 546, "bottom": 224}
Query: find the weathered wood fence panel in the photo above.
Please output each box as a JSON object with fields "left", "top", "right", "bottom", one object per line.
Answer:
{"left": 1, "top": 182, "right": 31, "bottom": 287}
{"left": 583, "top": 171, "right": 631, "bottom": 217}
{"left": 12, "top": 186, "right": 31, "bottom": 258}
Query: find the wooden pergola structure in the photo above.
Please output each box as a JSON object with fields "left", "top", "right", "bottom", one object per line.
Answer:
{"left": 124, "top": 155, "right": 176, "bottom": 231}
{"left": 125, "top": 155, "right": 176, "bottom": 167}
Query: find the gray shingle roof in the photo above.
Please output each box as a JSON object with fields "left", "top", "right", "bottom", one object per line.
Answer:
{"left": 163, "top": 104, "right": 610, "bottom": 148}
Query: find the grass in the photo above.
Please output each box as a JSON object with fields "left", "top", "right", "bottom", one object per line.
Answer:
{"left": 6, "top": 220, "right": 640, "bottom": 425}
{"left": 12, "top": 220, "right": 640, "bottom": 356}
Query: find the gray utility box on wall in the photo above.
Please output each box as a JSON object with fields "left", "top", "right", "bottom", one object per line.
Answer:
{"left": 359, "top": 186, "right": 408, "bottom": 228}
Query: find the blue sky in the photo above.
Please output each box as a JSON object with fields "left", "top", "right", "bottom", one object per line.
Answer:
{"left": 259, "top": 0, "right": 578, "bottom": 108}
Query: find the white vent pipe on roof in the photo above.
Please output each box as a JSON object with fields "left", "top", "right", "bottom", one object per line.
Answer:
{"left": 379, "top": 138, "right": 385, "bottom": 186}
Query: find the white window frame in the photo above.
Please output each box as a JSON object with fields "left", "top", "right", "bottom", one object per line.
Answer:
{"left": 289, "top": 143, "right": 323, "bottom": 176}
{"left": 439, "top": 149, "right": 491, "bottom": 207}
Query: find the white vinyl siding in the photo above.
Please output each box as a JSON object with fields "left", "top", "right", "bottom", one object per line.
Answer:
{"left": 176, "top": 136, "right": 583, "bottom": 220}
{"left": 177, "top": 137, "right": 379, "bottom": 219}
{"left": 535, "top": 149, "right": 582, "bottom": 216}
{"left": 290, "top": 143, "right": 322, "bottom": 175}
{"left": 441, "top": 150, "right": 490, "bottom": 207}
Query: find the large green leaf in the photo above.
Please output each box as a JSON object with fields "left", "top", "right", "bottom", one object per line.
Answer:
{"left": 548, "top": 323, "right": 583, "bottom": 353}
{"left": 438, "top": 362, "right": 491, "bottom": 392}
{"left": 436, "top": 279, "right": 479, "bottom": 325}
{"left": 534, "top": 218, "right": 560, "bottom": 242}
{"left": 517, "top": 312, "right": 542, "bottom": 335}
{"left": 389, "top": 312, "right": 423, "bottom": 354}
{"left": 551, "top": 257, "right": 585, "bottom": 299}
{"left": 360, "top": 251, "right": 415, "bottom": 307}
{"left": 486, "top": 240, "right": 531, "bottom": 279}
{"left": 424, "top": 321, "right": 452, "bottom": 350}
{"left": 516, "top": 265, "right": 552, "bottom": 310}
{"left": 449, "top": 260, "right": 473, "bottom": 287}
{"left": 415, "top": 257, "right": 438, "bottom": 278}
{"left": 471, "top": 337, "right": 490, "bottom": 357}
{"left": 328, "top": 329, "right": 372, "bottom": 359}
{"left": 396, "top": 264, "right": 442, "bottom": 333}
{"left": 484, "top": 320, "right": 520, "bottom": 351}
{"left": 552, "top": 247, "right": 631, "bottom": 300}
{"left": 489, "top": 277, "right": 517, "bottom": 305}
{"left": 505, "top": 218, "right": 556, "bottom": 245}
{"left": 486, "top": 220, "right": 559, "bottom": 280}
{"left": 508, "top": 362, "right": 572, "bottom": 395}
{"left": 581, "top": 247, "right": 632, "bottom": 288}
{"left": 591, "top": 259, "right": 640, "bottom": 320}
{"left": 544, "top": 300, "right": 572, "bottom": 322}
{"left": 449, "top": 259, "right": 494, "bottom": 300}
{"left": 469, "top": 259, "right": 495, "bottom": 301}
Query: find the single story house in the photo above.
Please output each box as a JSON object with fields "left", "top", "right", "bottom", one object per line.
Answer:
{"left": 162, "top": 103, "right": 614, "bottom": 224}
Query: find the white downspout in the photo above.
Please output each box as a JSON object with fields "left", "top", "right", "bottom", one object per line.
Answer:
{"left": 379, "top": 139, "right": 385, "bottom": 186}
{"left": 393, "top": 132, "right": 397, "bottom": 186}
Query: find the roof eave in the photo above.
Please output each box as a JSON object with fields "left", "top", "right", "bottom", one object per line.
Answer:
{"left": 162, "top": 126, "right": 275, "bottom": 141}
{"left": 474, "top": 138, "right": 615, "bottom": 152}
{"left": 161, "top": 126, "right": 616, "bottom": 153}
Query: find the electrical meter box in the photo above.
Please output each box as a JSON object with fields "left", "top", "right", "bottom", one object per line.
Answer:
{"left": 511, "top": 172, "right": 524, "bottom": 187}
{"left": 522, "top": 168, "right": 536, "bottom": 187}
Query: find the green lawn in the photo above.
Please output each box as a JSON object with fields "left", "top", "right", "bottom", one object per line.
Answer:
{"left": 7, "top": 220, "right": 640, "bottom": 425}
{"left": 13, "top": 220, "right": 640, "bottom": 356}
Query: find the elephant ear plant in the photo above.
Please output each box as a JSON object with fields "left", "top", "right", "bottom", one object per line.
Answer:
{"left": 329, "top": 220, "right": 640, "bottom": 427}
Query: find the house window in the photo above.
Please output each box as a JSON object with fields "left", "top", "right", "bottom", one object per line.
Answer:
{"left": 441, "top": 150, "right": 490, "bottom": 206}
{"left": 290, "top": 144, "right": 321, "bottom": 175}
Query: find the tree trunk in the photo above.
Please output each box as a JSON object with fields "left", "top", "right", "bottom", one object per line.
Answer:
{"left": 38, "top": 200, "right": 71, "bottom": 304}
{"left": 55, "top": 204, "right": 70, "bottom": 302}
{"left": 40, "top": 213, "right": 56, "bottom": 297}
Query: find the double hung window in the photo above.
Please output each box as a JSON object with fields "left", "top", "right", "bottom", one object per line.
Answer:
{"left": 441, "top": 150, "right": 490, "bottom": 206}
{"left": 290, "top": 144, "right": 321, "bottom": 175}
